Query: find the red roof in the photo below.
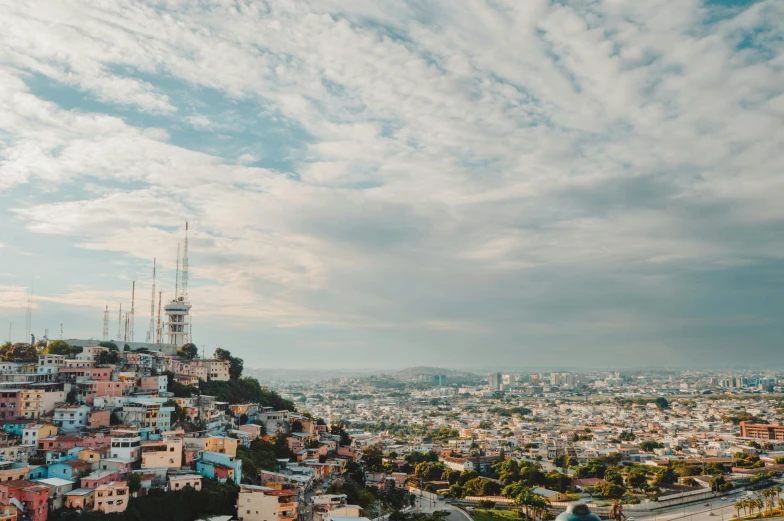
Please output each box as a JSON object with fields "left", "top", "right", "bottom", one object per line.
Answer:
{"left": 62, "top": 460, "right": 91, "bottom": 468}
{"left": 263, "top": 490, "right": 297, "bottom": 497}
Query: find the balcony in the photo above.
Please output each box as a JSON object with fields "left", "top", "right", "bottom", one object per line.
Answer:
{"left": 278, "top": 512, "right": 297, "bottom": 521}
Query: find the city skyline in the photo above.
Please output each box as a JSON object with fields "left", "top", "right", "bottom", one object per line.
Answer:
{"left": 1, "top": 0, "right": 784, "bottom": 369}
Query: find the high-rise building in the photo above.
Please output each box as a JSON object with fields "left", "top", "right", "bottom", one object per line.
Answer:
{"left": 488, "top": 372, "right": 502, "bottom": 390}
{"left": 433, "top": 375, "right": 447, "bottom": 386}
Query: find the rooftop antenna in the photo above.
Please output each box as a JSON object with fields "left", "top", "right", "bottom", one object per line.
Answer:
{"left": 60, "top": 323, "right": 63, "bottom": 340}
{"left": 182, "top": 222, "right": 189, "bottom": 303}
{"left": 156, "top": 291, "right": 162, "bottom": 344}
{"left": 117, "top": 304, "right": 122, "bottom": 341}
{"left": 102, "top": 305, "right": 110, "bottom": 341}
{"left": 174, "top": 243, "right": 181, "bottom": 300}
{"left": 124, "top": 312, "right": 129, "bottom": 342}
{"left": 147, "top": 258, "right": 156, "bottom": 344}
{"left": 24, "top": 280, "right": 34, "bottom": 344}
{"left": 130, "top": 281, "right": 136, "bottom": 342}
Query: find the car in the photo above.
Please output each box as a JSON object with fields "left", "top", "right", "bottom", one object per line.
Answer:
{"left": 627, "top": 518, "right": 635, "bottom": 521}
{"left": 709, "top": 513, "right": 716, "bottom": 516}
{"left": 704, "top": 503, "right": 710, "bottom": 507}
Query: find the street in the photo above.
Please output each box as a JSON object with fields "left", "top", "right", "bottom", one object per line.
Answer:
{"left": 631, "top": 492, "right": 752, "bottom": 521}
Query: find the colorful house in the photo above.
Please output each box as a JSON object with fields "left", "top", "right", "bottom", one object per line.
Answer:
{"left": 0, "top": 480, "right": 49, "bottom": 521}
{"left": 64, "top": 488, "right": 94, "bottom": 510}
{"left": 196, "top": 452, "right": 242, "bottom": 485}
{"left": 94, "top": 482, "right": 129, "bottom": 514}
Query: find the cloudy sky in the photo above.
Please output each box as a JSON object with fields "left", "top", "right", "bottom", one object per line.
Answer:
{"left": 0, "top": 0, "right": 782, "bottom": 370}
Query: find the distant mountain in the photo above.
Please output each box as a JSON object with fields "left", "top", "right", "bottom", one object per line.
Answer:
{"left": 391, "top": 366, "right": 479, "bottom": 382}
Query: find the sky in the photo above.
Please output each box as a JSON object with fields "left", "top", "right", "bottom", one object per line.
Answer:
{"left": 0, "top": 0, "right": 783, "bottom": 371}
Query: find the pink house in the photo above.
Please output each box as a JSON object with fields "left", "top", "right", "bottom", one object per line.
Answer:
{"left": 89, "top": 410, "right": 111, "bottom": 429}
{"left": 38, "top": 435, "right": 83, "bottom": 453}
{"left": 81, "top": 471, "right": 119, "bottom": 489}
{"left": 238, "top": 424, "right": 263, "bottom": 442}
{"left": 78, "top": 381, "right": 132, "bottom": 404}
{"left": 0, "top": 390, "right": 21, "bottom": 420}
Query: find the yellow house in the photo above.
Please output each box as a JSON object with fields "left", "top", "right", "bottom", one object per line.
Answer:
{"left": 237, "top": 485, "right": 298, "bottom": 521}
{"left": 79, "top": 446, "right": 110, "bottom": 464}
{"left": 64, "top": 489, "right": 95, "bottom": 510}
{"left": 141, "top": 438, "right": 183, "bottom": 469}
{"left": 94, "top": 482, "right": 129, "bottom": 514}
{"left": 203, "top": 436, "right": 238, "bottom": 457}
{"left": 0, "top": 503, "right": 17, "bottom": 521}
{"left": 19, "top": 390, "right": 44, "bottom": 420}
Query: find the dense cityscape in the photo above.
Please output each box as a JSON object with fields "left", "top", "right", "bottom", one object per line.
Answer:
{"left": 0, "top": 338, "right": 781, "bottom": 521}
{"left": 2, "top": 1, "right": 783, "bottom": 521}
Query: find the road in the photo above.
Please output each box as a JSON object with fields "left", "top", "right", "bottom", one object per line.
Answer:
{"left": 413, "top": 493, "right": 473, "bottom": 521}
{"left": 630, "top": 491, "right": 746, "bottom": 521}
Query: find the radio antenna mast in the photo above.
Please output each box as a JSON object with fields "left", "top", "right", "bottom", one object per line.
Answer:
{"left": 24, "top": 280, "right": 34, "bottom": 344}
{"left": 117, "top": 304, "right": 122, "bottom": 341}
{"left": 130, "top": 281, "right": 136, "bottom": 342}
{"left": 147, "top": 258, "right": 156, "bottom": 344}
{"left": 182, "top": 222, "right": 189, "bottom": 303}
{"left": 156, "top": 291, "right": 162, "bottom": 344}
{"left": 102, "top": 305, "right": 109, "bottom": 341}
{"left": 174, "top": 243, "right": 181, "bottom": 299}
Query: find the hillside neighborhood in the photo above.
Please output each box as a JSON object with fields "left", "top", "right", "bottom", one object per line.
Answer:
{"left": 0, "top": 342, "right": 782, "bottom": 521}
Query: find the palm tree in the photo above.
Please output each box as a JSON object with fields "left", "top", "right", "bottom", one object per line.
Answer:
{"left": 766, "top": 489, "right": 775, "bottom": 514}
{"left": 755, "top": 498, "right": 764, "bottom": 517}
{"left": 777, "top": 498, "right": 784, "bottom": 514}
{"left": 735, "top": 501, "right": 744, "bottom": 518}
{"left": 775, "top": 486, "right": 782, "bottom": 501}
{"left": 760, "top": 490, "right": 770, "bottom": 514}
{"left": 741, "top": 499, "right": 750, "bottom": 516}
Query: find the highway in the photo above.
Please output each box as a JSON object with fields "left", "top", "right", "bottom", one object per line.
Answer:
{"left": 630, "top": 491, "right": 747, "bottom": 521}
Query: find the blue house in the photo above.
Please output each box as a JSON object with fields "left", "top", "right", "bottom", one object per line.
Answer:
{"left": 1, "top": 422, "right": 26, "bottom": 437}
{"left": 27, "top": 465, "right": 47, "bottom": 480}
{"left": 48, "top": 459, "right": 91, "bottom": 480}
{"left": 196, "top": 451, "right": 242, "bottom": 485}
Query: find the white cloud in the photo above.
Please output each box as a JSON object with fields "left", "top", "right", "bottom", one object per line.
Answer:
{"left": 0, "top": 0, "right": 782, "bottom": 365}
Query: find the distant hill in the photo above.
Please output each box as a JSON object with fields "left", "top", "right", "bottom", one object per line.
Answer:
{"left": 391, "top": 366, "right": 480, "bottom": 383}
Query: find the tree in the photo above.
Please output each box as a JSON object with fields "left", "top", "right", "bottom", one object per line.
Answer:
{"left": 652, "top": 466, "right": 678, "bottom": 486}
{"left": 5, "top": 343, "right": 37, "bottom": 362}
{"left": 215, "top": 348, "right": 244, "bottom": 380}
{"left": 362, "top": 444, "right": 385, "bottom": 472}
{"left": 639, "top": 441, "right": 664, "bottom": 452}
{"left": 627, "top": 470, "right": 648, "bottom": 491}
{"left": 594, "top": 482, "right": 626, "bottom": 499}
{"left": 618, "top": 431, "right": 636, "bottom": 441}
{"left": 127, "top": 472, "right": 142, "bottom": 495}
{"left": 97, "top": 350, "right": 120, "bottom": 365}
{"left": 44, "top": 340, "right": 72, "bottom": 356}
{"left": 177, "top": 343, "right": 199, "bottom": 360}
{"left": 331, "top": 423, "right": 352, "bottom": 447}
{"left": 682, "top": 477, "right": 697, "bottom": 487}
{"left": 655, "top": 397, "right": 669, "bottom": 409}
{"left": 98, "top": 340, "right": 119, "bottom": 350}
{"left": 553, "top": 454, "right": 569, "bottom": 469}
{"left": 165, "top": 399, "right": 187, "bottom": 424}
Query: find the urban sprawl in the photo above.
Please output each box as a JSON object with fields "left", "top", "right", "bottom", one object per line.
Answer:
{"left": 0, "top": 340, "right": 781, "bottom": 521}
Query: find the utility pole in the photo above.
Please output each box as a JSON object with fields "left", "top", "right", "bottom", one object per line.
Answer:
{"left": 156, "top": 291, "right": 162, "bottom": 344}
{"left": 147, "top": 259, "right": 156, "bottom": 344}
{"left": 102, "top": 305, "right": 109, "bottom": 341}
{"left": 117, "top": 304, "right": 122, "bottom": 341}
{"left": 130, "top": 281, "right": 136, "bottom": 342}
{"left": 181, "top": 222, "right": 189, "bottom": 303}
